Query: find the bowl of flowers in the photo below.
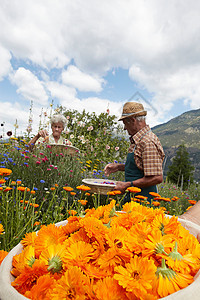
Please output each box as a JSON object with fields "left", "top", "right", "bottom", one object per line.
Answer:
{"left": 0, "top": 201, "right": 200, "bottom": 299}
{"left": 49, "top": 144, "right": 80, "bottom": 156}
{"left": 82, "top": 178, "right": 117, "bottom": 195}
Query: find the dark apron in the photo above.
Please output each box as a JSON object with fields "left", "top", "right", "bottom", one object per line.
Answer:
{"left": 124, "top": 130, "right": 157, "bottom": 203}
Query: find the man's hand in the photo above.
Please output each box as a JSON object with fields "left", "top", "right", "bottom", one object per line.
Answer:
{"left": 104, "top": 163, "right": 119, "bottom": 176}
{"left": 114, "top": 181, "right": 131, "bottom": 193}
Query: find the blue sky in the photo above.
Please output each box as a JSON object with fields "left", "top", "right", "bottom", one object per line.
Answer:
{"left": 0, "top": 0, "right": 199, "bottom": 136}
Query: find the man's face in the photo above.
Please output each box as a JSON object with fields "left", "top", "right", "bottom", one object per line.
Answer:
{"left": 122, "top": 117, "right": 137, "bottom": 136}
{"left": 51, "top": 122, "right": 64, "bottom": 138}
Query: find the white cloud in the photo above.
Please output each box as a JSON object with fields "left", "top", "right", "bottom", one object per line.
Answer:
{"left": 46, "top": 81, "right": 77, "bottom": 102}
{"left": 0, "top": 45, "right": 12, "bottom": 80}
{"left": 62, "top": 66, "right": 104, "bottom": 92}
{"left": 0, "top": 0, "right": 200, "bottom": 133}
{"left": 10, "top": 67, "right": 48, "bottom": 105}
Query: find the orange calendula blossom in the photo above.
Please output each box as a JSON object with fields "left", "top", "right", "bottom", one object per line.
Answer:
{"left": 76, "top": 185, "right": 91, "bottom": 191}
{"left": 126, "top": 186, "right": 141, "bottom": 193}
{"left": 0, "top": 224, "right": 4, "bottom": 235}
{"left": 10, "top": 201, "right": 200, "bottom": 299}
{"left": 0, "top": 167, "right": 12, "bottom": 176}
{"left": 63, "top": 186, "right": 73, "bottom": 192}
{"left": 0, "top": 250, "right": 8, "bottom": 265}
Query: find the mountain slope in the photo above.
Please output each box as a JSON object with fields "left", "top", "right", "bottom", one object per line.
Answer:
{"left": 152, "top": 108, "right": 200, "bottom": 181}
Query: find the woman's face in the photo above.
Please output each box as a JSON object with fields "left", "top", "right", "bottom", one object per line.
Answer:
{"left": 51, "top": 122, "right": 64, "bottom": 138}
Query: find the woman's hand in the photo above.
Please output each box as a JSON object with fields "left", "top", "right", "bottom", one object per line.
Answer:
{"left": 38, "top": 129, "right": 48, "bottom": 139}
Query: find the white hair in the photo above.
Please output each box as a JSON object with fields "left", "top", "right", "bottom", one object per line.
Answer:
{"left": 135, "top": 115, "right": 146, "bottom": 122}
{"left": 50, "top": 114, "right": 67, "bottom": 127}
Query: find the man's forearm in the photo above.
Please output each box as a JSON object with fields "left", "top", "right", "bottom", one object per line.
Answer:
{"left": 117, "top": 163, "right": 125, "bottom": 171}
{"left": 131, "top": 175, "right": 163, "bottom": 188}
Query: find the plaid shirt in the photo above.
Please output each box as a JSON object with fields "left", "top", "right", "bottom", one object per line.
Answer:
{"left": 128, "top": 125, "right": 165, "bottom": 176}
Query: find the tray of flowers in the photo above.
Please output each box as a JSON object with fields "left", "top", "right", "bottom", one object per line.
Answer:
{"left": 82, "top": 178, "right": 117, "bottom": 195}
{"left": 0, "top": 201, "right": 200, "bottom": 299}
{"left": 49, "top": 144, "right": 80, "bottom": 156}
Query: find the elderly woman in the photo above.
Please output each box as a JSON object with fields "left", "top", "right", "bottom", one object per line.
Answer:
{"left": 28, "top": 114, "right": 72, "bottom": 150}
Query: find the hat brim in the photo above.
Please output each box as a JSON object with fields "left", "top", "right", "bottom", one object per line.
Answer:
{"left": 118, "top": 110, "right": 147, "bottom": 121}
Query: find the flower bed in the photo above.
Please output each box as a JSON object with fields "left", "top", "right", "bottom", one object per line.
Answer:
{"left": 0, "top": 201, "right": 200, "bottom": 299}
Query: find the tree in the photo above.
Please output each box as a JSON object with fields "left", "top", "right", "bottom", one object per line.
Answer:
{"left": 167, "top": 144, "right": 194, "bottom": 190}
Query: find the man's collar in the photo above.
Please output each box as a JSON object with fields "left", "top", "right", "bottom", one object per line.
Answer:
{"left": 129, "top": 125, "right": 150, "bottom": 144}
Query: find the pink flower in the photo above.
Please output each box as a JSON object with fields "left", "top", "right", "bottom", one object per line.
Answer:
{"left": 46, "top": 145, "right": 51, "bottom": 148}
{"left": 115, "top": 147, "right": 119, "bottom": 151}
{"left": 70, "top": 170, "right": 73, "bottom": 172}
{"left": 39, "top": 152, "right": 44, "bottom": 156}
{"left": 47, "top": 168, "right": 51, "bottom": 171}
{"left": 36, "top": 161, "right": 41, "bottom": 165}
{"left": 106, "top": 145, "right": 110, "bottom": 150}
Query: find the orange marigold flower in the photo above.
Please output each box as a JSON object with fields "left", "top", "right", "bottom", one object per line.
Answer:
{"left": 0, "top": 250, "right": 8, "bottom": 265}
{"left": 85, "top": 192, "right": 91, "bottom": 196}
{"left": 135, "top": 195, "right": 147, "bottom": 200}
{"left": 0, "top": 179, "right": 6, "bottom": 184}
{"left": 70, "top": 192, "right": 76, "bottom": 196}
{"left": 50, "top": 187, "right": 55, "bottom": 191}
{"left": 63, "top": 186, "right": 73, "bottom": 192}
{"left": 153, "top": 259, "right": 193, "bottom": 298}
{"left": 188, "top": 200, "right": 197, "bottom": 205}
{"left": 0, "top": 223, "right": 4, "bottom": 234}
{"left": 149, "top": 192, "right": 161, "bottom": 198}
{"left": 30, "top": 203, "right": 39, "bottom": 208}
{"left": 11, "top": 260, "right": 48, "bottom": 295}
{"left": 107, "top": 191, "right": 115, "bottom": 196}
{"left": 93, "top": 276, "right": 127, "bottom": 300}
{"left": 21, "top": 232, "right": 37, "bottom": 247}
{"left": 34, "top": 224, "right": 66, "bottom": 256}
{"left": 48, "top": 266, "right": 91, "bottom": 299}
{"left": 186, "top": 206, "right": 192, "bottom": 211}
{"left": 24, "top": 274, "right": 55, "bottom": 300}
{"left": 40, "top": 244, "right": 66, "bottom": 273}
{"left": 0, "top": 168, "right": 12, "bottom": 176}
{"left": 78, "top": 199, "right": 88, "bottom": 205}
{"left": 55, "top": 184, "right": 59, "bottom": 187}
{"left": 76, "top": 185, "right": 91, "bottom": 191}
{"left": 3, "top": 187, "right": 12, "bottom": 192}
{"left": 68, "top": 210, "right": 77, "bottom": 216}
{"left": 17, "top": 186, "right": 26, "bottom": 192}
{"left": 143, "top": 230, "right": 173, "bottom": 257}
{"left": 171, "top": 196, "right": 179, "bottom": 201}
{"left": 152, "top": 201, "right": 161, "bottom": 207}
{"left": 63, "top": 241, "right": 95, "bottom": 269}
{"left": 114, "top": 255, "right": 157, "bottom": 298}
{"left": 30, "top": 190, "right": 35, "bottom": 194}
{"left": 0, "top": 187, "right": 3, "bottom": 190}
{"left": 34, "top": 221, "right": 40, "bottom": 226}
{"left": 126, "top": 187, "right": 141, "bottom": 193}
{"left": 158, "top": 197, "right": 171, "bottom": 202}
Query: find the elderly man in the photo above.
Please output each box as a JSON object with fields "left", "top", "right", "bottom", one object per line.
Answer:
{"left": 104, "top": 102, "right": 165, "bottom": 201}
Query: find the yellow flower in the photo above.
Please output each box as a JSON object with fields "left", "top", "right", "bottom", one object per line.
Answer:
{"left": 114, "top": 255, "right": 157, "bottom": 298}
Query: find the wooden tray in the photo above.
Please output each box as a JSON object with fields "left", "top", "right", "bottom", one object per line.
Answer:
{"left": 82, "top": 178, "right": 116, "bottom": 195}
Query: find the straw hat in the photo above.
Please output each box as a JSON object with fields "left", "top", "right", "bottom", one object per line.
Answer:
{"left": 118, "top": 102, "right": 147, "bottom": 121}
